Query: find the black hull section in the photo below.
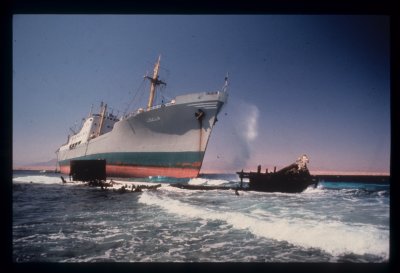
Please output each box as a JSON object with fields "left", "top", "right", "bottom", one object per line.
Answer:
{"left": 247, "top": 171, "right": 317, "bottom": 193}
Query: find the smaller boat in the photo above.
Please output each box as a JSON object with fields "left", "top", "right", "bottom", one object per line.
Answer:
{"left": 237, "top": 155, "right": 317, "bottom": 193}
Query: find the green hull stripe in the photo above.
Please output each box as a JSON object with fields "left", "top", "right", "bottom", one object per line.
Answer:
{"left": 59, "top": 151, "right": 204, "bottom": 169}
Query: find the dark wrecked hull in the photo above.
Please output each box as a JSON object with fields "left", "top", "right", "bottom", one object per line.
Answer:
{"left": 245, "top": 171, "right": 317, "bottom": 193}
{"left": 170, "top": 156, "right": 318, "bottom": 193}
{"left": 237, "top": 155, "right": 317, "bottom": 193}
{"left": 170, "top": 171, "right": 317, "bottom": 193}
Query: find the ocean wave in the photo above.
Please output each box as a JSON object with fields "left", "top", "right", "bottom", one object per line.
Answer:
{"left": 138, "top": 191, "right": 389, "bottom": 260}
{"left": 316, "top": 185, "right": 389, "bottom": 198}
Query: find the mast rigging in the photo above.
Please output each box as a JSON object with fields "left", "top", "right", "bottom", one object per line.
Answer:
{"left": 144, "top": 55, "right": 166, "bottom": 110}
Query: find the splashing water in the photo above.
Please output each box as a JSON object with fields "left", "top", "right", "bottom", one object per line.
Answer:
{"left": 13, "top": 171, "right": 389, "bottom": 262}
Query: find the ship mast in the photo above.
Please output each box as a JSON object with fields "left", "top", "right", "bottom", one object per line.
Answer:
{"left": 145, "top": 55, "right": 166, "bottom": 110}
{"left": 97, "top": 102, "right": 107, "bottom": 137}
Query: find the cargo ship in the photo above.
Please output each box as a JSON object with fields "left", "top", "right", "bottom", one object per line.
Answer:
{"left": 56, "top": 56, "right": 228, "bottom": 178}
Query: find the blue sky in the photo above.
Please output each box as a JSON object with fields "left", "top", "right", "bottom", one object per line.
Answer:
{"left": 13, "top": 15, "right": 390, "bottom": 174}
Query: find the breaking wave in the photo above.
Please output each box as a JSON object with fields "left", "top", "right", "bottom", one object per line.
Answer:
{"left": 138, "top": 191, "right": 389, "bottom": 260}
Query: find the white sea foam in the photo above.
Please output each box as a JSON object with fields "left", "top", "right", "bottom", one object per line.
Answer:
{"left": 188, "top": 178, "right": 208, "bottom": 185}
{"left": 206, "top": 179, "right": 229, "bottom": 186}
{"left": 159, "top": 185, "right": 201, "bottom": 194}
{"left": 12, "top": 174, "right": 162, "bottom": 190}
{"left": 111, "top": 180, "right": 162, "bottom": 188}
{"left": 188, "top": 178, "right": 229, "bottom": 186}
{"left": 302, "top": 185, "right": 326, "bottom": 194}
{"left": 138, "top": 192, "right": 389, "bottom": 259}
{"left": 13, "top": 175, "right": 65, "bottom": 185}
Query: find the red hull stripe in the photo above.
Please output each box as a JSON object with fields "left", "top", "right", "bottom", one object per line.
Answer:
{"left": 60, "top": 164, "right": 199, "bottom": 178}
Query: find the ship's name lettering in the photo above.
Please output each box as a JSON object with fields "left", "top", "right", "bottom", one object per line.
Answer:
{"left": 146, "top": 116, "right": 161, "bottom": 123}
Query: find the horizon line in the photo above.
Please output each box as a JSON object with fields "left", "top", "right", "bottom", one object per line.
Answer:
{"left": 12, "top": 165, "right": 390, "bottom": 177}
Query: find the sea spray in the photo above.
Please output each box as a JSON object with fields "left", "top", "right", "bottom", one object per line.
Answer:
{"left": 203, "top": 98, "right": 260, "bottom": 171}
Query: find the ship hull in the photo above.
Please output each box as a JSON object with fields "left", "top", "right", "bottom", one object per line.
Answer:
{"left": 59, "top": 151, "right": 204, "bottom": 178}
{"left": 57, "top": 92, "right": 227, "bottom": 178}
{"left": 60, "top": 164, "right": 200, "bottom": 179}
